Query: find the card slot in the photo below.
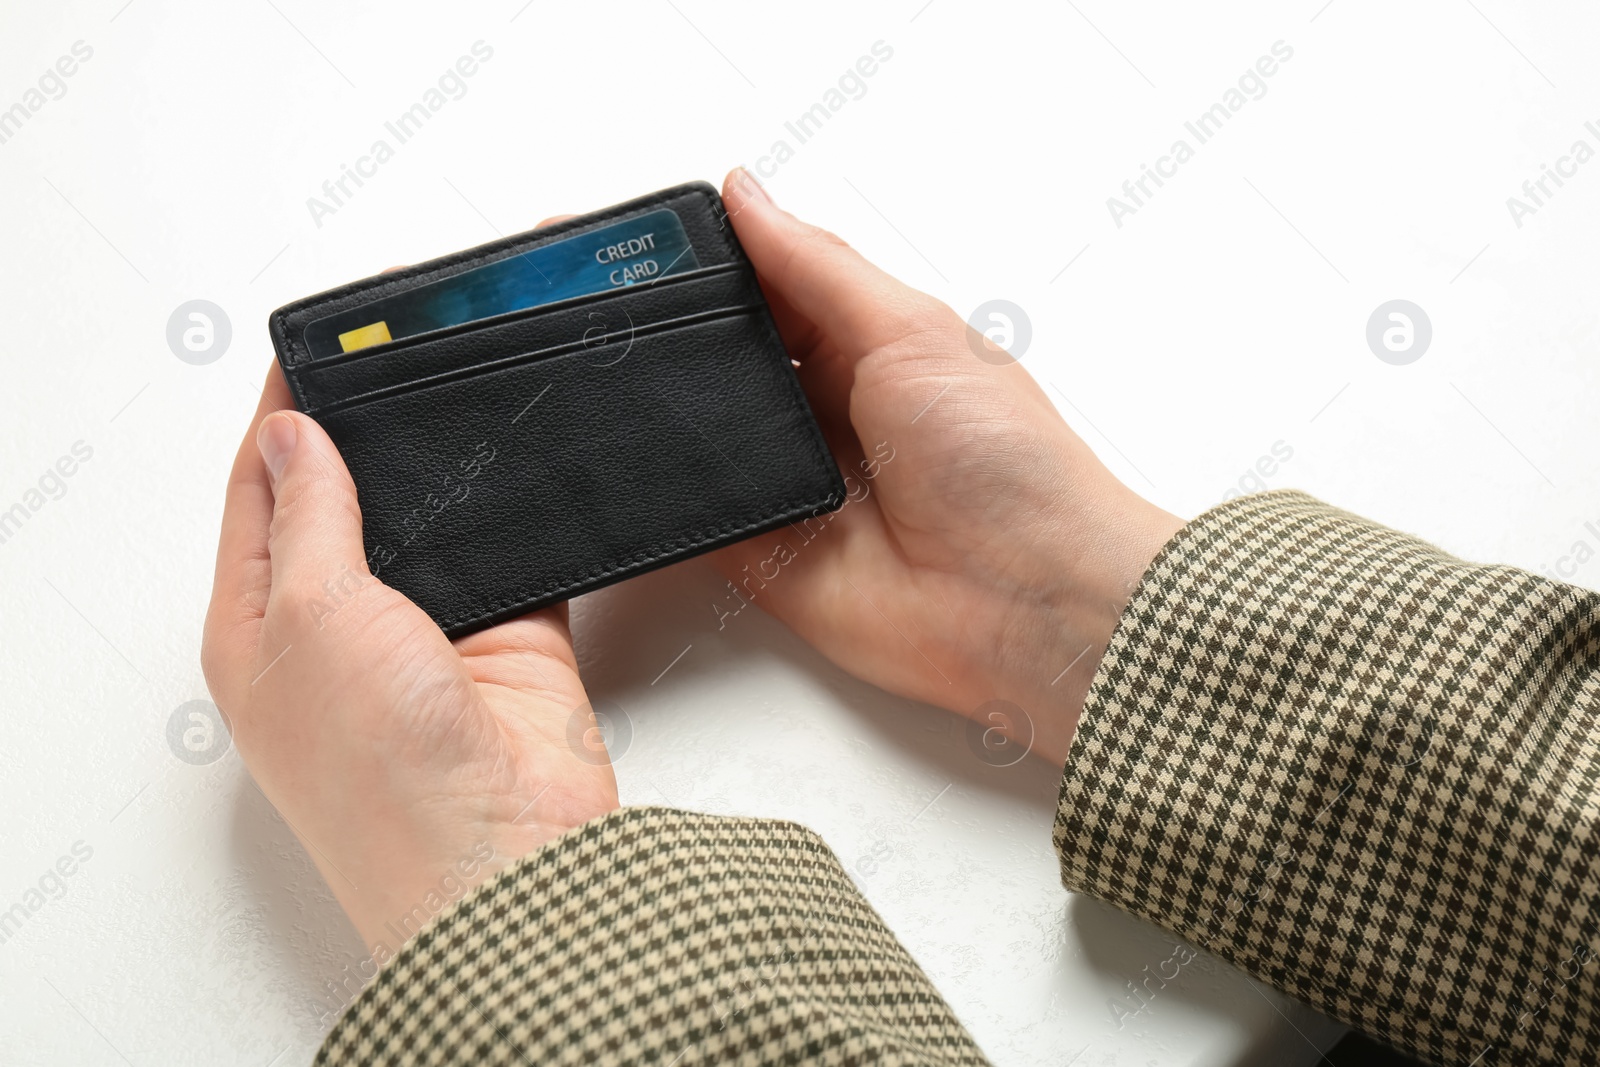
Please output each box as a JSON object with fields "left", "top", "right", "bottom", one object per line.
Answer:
{"left": 318, "top": 310, "right": 841, "bottom": 635}
{"left": 308, "top": 302, "right": 764, "bottom": 416}
{"left": 288, "top": 265, "right": 761, "bottom": 413}
{"left": 271, "top": 181, "right": 738, "bottom": 368}
{"left": 299, "top": 260, "right": 748, "bottom": 372}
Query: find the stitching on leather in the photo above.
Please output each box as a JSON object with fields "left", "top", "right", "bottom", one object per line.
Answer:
{"left": 422, "top": 241, "right": 843, "bottom": 631}
{"left": 433, "top": 492, "right": 842, "bottom": 630}
{"left": 268, "top": 183, "right": 845, "bottom": 632}
{"left": 370, "top": 291, "right": 842, "bottom": 632}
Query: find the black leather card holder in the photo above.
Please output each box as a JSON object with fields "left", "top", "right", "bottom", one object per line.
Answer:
{"left": 269, "top": 181, "right": 844, "bottom": 637}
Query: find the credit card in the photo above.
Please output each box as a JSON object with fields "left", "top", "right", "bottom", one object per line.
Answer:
{"left": 302, "top": 208, "right": 701, "bottom": 358}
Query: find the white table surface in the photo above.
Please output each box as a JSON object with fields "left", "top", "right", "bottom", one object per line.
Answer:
{"left": 3, "top": 1, "right": 1596, "bottom": 1063}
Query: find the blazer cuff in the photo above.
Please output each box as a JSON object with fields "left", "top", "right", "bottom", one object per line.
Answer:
{"left": 317, "top": 806, "right": 988, "bottom": 1066}
{"left": 1054, "top": 489, "right": 1600, "bottom": 1065}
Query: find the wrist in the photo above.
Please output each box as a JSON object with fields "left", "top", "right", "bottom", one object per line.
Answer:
{"left": 959, "top": 487, "right": 1183, "bottom": 768}
{"left": 344, "top": 838, "right": 514, "bottom": 959}
{"left": 334, "top": 775, "right": 621, "bottom": 955}
{"left": 343, "top": 815, "right": 596, "bottom": 956}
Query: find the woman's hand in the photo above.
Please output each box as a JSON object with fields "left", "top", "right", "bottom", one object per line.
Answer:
{"left": 713, "top": 168, "right": 1184, "bottom": 766}
{"left": 201, "top": 362, "right": 618, "bottom": 953}
{"left": 198, "top": 168, "right": 1179, "bottom": 956}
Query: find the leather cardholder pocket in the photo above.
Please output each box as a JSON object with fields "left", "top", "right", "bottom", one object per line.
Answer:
{"left": 268, "top": 181, "right": 845, "bottom": 637}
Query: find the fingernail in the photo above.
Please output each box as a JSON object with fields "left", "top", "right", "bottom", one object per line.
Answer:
{"left": 734, "top": 167, "right": 773, "bottom": 206}
{"left": 256, "top": 413, "right": 296, "bottom": 483}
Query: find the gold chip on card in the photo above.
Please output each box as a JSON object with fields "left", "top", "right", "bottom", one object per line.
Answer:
{"left": 337, "top": 321, "right": 392, "bottom": 353}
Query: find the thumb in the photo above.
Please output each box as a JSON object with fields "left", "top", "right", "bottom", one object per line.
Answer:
{"left": 256, "top": 410, "right": 369, "bottom": 594}
{"left": 722, "top": 167, "right": 955, "bottom": 358}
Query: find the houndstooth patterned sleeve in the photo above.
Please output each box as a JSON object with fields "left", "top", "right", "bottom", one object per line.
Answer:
{"left": 1055, "top": 489, "right": 1600, "bottom": 1066}
{"left": 316, "top": 807, "right": 990, "bottom": 1066}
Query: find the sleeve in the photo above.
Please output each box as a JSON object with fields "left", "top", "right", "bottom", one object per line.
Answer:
{"left": 316, "top": 807, "right": 990, "bottom": 1066}
{"left": 1054, "top": 489, "right": 1600, "bottom": 1066}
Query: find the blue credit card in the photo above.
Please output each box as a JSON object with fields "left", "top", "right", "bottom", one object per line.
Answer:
{"left": 303, "top": 208, "right": 701, "bottom": 358}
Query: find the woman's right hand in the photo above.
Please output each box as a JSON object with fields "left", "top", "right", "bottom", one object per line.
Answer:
{"left": 712, "top": 168, "right": 1184, "bottom": 767}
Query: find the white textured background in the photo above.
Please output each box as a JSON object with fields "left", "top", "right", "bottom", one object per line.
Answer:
{"left": 2, "top": 0, "right": 1596, "bottom": 1064}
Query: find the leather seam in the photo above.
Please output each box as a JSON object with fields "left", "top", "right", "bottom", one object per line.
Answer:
{"left": 432, "top": 493, "right": 841, "bottom": 631}
{"left": 265, "top": 181, "right": 847, "bottom": 636}
{"left": 748, "top": 287, "right": 838, "bottom": 506}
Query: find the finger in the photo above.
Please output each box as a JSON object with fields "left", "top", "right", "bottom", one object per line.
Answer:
{"left": 759, "top": 281, "right": 824, "bottom": 370}
{"left": 730, "top": 198, "right": 857, "bottom": 439}
{"left": 255, "top": 409, "right": 369, "bottom": 596}
{"left": 207, "top": 364, "right": 295, "bottom": 614}
{"left": 749, "top": 280, "right": 854, "bottom": 440}
{"left": 721, "top": 167, "right": 955, "bottom": 359}
{"left": 202, "top": 363, "right": 295, "bottom": 701}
